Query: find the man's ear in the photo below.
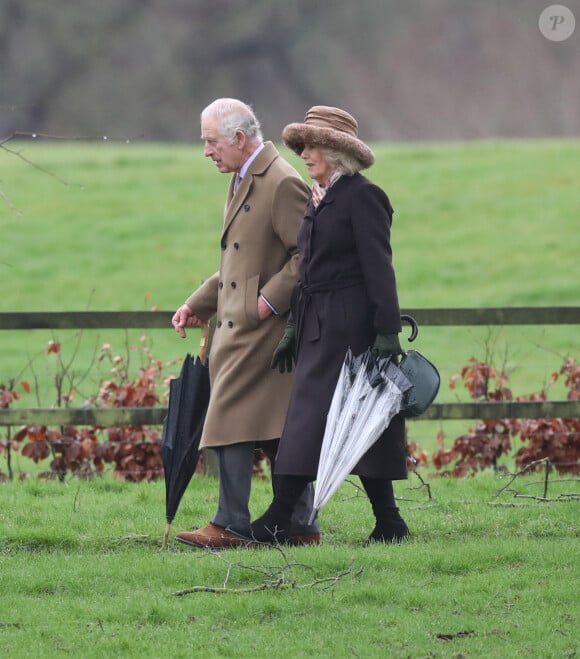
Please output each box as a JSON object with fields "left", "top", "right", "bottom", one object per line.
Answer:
{"left": 235, "top": 129, "right": 246, "bottom": 149}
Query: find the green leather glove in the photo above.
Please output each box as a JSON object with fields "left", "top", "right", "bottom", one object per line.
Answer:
{"left": 371, "top": 333, "right": 403, "bottom": 360}
{"left": 271, "top": 321, "right": 296, "bottom": 373}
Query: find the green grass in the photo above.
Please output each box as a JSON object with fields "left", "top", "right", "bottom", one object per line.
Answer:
{"left": 1, "top": 139, "right": 579, "bottom": 453}
{"left": 385, "top": 140, "right": 579, "bottom": 307}
{"left": 1, "top": 472, "right": 578, "bottom": 658}
{"left": 1, "top": 140, "right": 579, "bottom": 657}
{"left": 2, "top": 139, "right": 578, "bottom": 311}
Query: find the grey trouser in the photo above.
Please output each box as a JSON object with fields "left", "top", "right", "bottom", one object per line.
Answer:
{"left": 210, "top": 441, "right": 320, "bottom": 537}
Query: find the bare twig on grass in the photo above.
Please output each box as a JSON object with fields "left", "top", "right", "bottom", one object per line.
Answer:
{"left": 495, "top": 458, "right": 579, "bottom": 501}
{"left": 171, "top": 546, "right": 362, "bottom": 597}
{"left": 495, "top": 458, "right": 547, "bottom": 497}
{"left": 515, "top": 477, "right": 580, "bottom": 488}
{"left": 495, "top": 458, "right": 551, "bottom": 497}
{"left": 407, "top": 469, "right": 433, "bottom": 501}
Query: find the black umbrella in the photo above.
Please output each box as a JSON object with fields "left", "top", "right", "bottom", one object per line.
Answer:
{"left": 161, "top": 323, "right": 210, "bottom": 548}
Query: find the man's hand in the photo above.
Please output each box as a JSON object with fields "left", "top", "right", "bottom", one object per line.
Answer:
{"left": 257, "top": 295, "right": 273, "bottom": 320}
{"left": 271, "top": 322, "right": 296, "bottom": 373}
{"left": 171, "top": 304, "right": 202, "bottom": 338}
{"left": 371, "top": 333, "right": 404, "bottom": 359}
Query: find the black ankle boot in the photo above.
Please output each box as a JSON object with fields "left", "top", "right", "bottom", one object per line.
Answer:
{"left": 366, "top": 508, "right": 410, "bottom": 545}
{"left": 250, "top": 500, "right": 293, "bottom": 543}
{"left": 360, "top": 477, "right": 411, "bottom": 545}
{"left": 250, "top": 475, "right": 310, "bottom": 544}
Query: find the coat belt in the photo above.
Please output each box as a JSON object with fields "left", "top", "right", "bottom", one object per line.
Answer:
{"left": 295, "top": 276, "right": 364, "bottom": 345}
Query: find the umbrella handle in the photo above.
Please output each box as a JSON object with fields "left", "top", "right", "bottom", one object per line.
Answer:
{"left": 400, "top": 314, "right": 418, "bottom": 342}
{"left": 199, "top": 322, "right": 210, "bottom": 363}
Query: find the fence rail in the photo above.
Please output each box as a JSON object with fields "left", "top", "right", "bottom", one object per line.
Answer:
{"left": 1, "top": 400, "right": 580, "bottom": 428}
{"left": 1, "top": 306, "right": 580, "bottom": 330}
{"left": 1, "top": 307, "right": 579, "bottom": 426}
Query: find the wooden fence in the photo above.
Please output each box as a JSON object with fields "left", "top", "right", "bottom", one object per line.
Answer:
{"left": 1, "top": 307, "right": 579, "bottom": 426}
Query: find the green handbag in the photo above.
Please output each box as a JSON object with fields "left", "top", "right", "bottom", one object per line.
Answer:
{"left": 399, "top": 349, "right": 440, "bottom": 418}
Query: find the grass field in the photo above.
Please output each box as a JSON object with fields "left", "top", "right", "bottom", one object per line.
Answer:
{"left": 1, "top": 471, "right": 578, "bottom": 658}
{"left": 1, "top": 140, "right": 579, "bottom": 657}
{"left": 1, "top": 138, "right": 579, "bottom": 451}
{"left": 2, "top": 139, "right": 578, "bottom": 310}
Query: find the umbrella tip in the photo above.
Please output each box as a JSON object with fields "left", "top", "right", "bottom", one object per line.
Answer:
{"left": 162, "top": 522, "right": 172, "bottom": 549}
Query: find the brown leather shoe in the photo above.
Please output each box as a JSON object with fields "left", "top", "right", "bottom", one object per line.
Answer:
{"left": 287, "top": 532, "right": 321, "bottom": 546}
{"left": 176, "top": 523, "right": 256, "bottom": 549}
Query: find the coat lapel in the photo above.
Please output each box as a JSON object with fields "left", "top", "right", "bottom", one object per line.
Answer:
{"left": 222, "top": 142, "right": 277, "bottom": 237}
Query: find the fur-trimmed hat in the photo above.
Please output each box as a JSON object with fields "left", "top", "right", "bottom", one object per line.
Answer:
{"left": 282, "top": 106, "right": 374, "bottom": 169}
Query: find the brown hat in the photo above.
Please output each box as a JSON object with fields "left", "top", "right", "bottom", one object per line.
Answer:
{"left": 282, "top": 106, "right": 375, "bottom": 169}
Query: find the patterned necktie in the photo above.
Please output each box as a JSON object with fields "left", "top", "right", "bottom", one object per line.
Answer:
{"left": 233, "top": 174, "right": 242, "bottom": 194}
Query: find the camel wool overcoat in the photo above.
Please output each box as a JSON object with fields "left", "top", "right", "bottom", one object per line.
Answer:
{"left": 185, "top": 142, "right": 309, "bottom": 449}
{"left": 275, "top": 173, "right": 408, "bottom": 480}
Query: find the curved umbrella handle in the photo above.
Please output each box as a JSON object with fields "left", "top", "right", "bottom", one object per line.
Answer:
{"left": 400, "top": 314, "right": 418, "bottom": 342}
{"left": 199, "top": 321, "right": 210, "bottom": 363}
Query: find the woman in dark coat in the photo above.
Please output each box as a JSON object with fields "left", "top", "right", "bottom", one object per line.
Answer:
{"left": 249, "top": 106, "right": 410, "bottom": 545}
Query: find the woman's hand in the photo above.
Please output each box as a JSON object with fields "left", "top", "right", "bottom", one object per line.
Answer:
{"left": 371, "top": 333, "right": 403, "bottom": 359}
{"left": 271, "top": 322, "right": 296, "bottom": 373}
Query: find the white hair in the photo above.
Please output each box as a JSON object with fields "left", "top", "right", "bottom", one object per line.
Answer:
{"left": 201, "top": 98, "right": 263, "bottom": 145}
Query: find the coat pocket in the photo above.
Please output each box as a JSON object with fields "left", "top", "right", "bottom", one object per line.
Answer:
{"left": 244, "top": 274, "right": 261, "bottom": 329}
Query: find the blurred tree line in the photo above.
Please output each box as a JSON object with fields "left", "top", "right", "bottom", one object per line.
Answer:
{"left": 1, "top": 0, "right": 578, "bottom": 143}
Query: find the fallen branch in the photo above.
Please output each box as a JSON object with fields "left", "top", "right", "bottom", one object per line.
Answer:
{"left": 171, "top": 552, "right": 361, "bottom": 597}
{"left": 408, "top": 469, "right": 433, "bottom": 501}
{"left": 495, "top": 459, "right": 551, "bottom": 497}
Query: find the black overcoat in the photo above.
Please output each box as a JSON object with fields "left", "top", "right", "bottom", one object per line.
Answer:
{"left": 275, "top": 173, "right": 408, "bottom": 480}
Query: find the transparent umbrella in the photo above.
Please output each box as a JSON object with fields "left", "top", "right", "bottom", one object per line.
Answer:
{"left": 309, "top": 350, "right": 412, "bottom": 525}
{"left": 318, "top": 348, "right": 361, "bottom": 456}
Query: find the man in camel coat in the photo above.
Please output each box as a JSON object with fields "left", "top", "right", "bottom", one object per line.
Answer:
{"left": 172, "top": 98, "right": 320, "bottom": 548}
